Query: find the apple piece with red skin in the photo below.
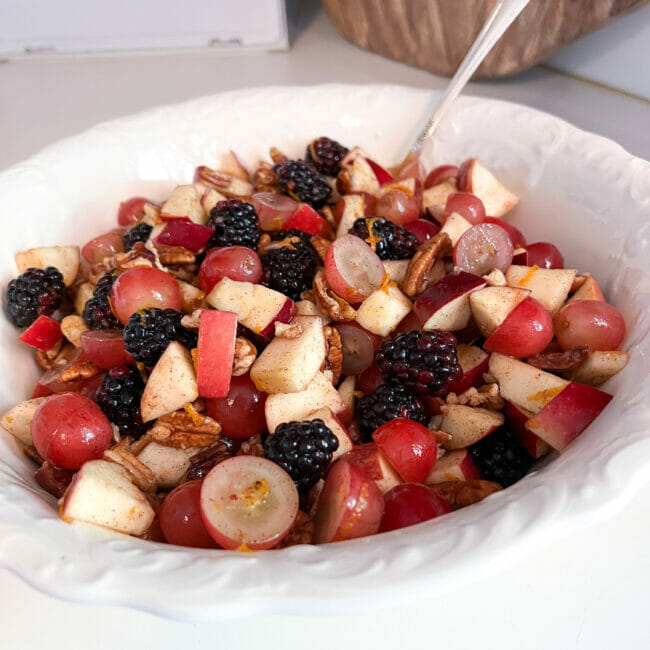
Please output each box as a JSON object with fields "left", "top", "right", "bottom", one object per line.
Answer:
{"left": 0, "top": 397, "right": 46, "bottom": 446}
{"left": 503, "top": 401, "right": 550, "bottom": 458}
{"left": 336, "top": 376, "right": 356, "bottom": 427}
{"left": 206, "top": 277, "right": 295, "bottom": 338}
{"left": 525, "top": 381, "right": 612, "bottom": 451}
{"left": 218, "top": 150, "right": 250, "bottom": 181}
{"left": 304, "top": 407, "right": 354, "bottom": 461}
{"left": 346, "top": 156, "right": 381, "bottom": 194}
{"left": 15, "top": 245, "right": 80, "bottom": 287}
{"left": 250, "top": 315, "right": 326, "bottom": 394}
{"left": 505, "top": 265, "right": 577, "bottom": 316}
{"left": 335, "top": 194, "right": 366, "bottom": 238}
{"left": 19, "top": 315, "right": 62, "bottom": 351}
{"left": 424, "top": 165, "right": 458, "bottom": 189}
{"left": 439, "top": 405, "right": 505, "bottom": 450}
{"left": 313, "top": 459, "right": 385, "bottom": 543}
{"left": 439, "top": 212, "right": 473, "bottom": 246}
{"left": 372, "top": 418, "right": 438, "bottom": 483}
{"left": 117, "top": 197, "right": 150, "bottom": 226}
{"left": 446, "top": 344, "right": 489, "bottom": 394}
{"left": 283, "top": 203, "right": 333, "bottom": 237}
{"left": 60, "top": 459, "right": 155, "bottom": 536}
{"left": 339, "top": 443, "right": 403, "bottom": 494}
{"left": 424, "top": 448, "right": 480, "bottom": 484}
{"left": 567, "top": 275, "right": 605, "bottom": 303}
{"left": 153, "top": 221, "right": 214, "bottom": 252}
{"left": 457, "top": 158, "right": 519, "bottom": 217}
{"left": 160, "top": 184, "right": 206, "bottom": 224}
{"left": 197, "top": 310, "right": 237, "bottom": 398}
{"left": 488, "top": 352, "right": 569, "bottom": 414}
{"left": 469, "top": 286, "right": 529, "bottom": 338}
{"left": 365, "top": 157, "right": 394, "bottom": 185}
{"left": 200, "top": 456, "right": 299, "bottom": 550}
{"left": 568, "top": 350, "right": 629, "bottom": 386}
{"left": 414, "top": 271, "right": 486, "bottom": 332}
{"left": 483, "top": 296, "right": 554, "bottom": 358}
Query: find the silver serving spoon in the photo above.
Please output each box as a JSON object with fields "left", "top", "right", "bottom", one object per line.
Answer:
{"left": 411, "top": 0, "right": 532, "bottom": 152}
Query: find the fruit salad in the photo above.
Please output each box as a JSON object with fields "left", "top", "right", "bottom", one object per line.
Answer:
{"left": 1, "top": 138, "right": 629, "bottom": 550}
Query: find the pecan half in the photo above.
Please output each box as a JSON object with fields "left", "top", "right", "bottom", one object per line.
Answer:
{"left": 429, "top": 428, "right": 453, "bottom": 446}
{"left": 184, "top": 441, "right": 231, "bottom": 482}
{"left": 312, "top": 269, "right": 356, "bottom": 321}
{"left": 60, "top": 359, "right": 100, "bottom": 382}
{"left": 445, "top": 384, "right": 504, "bottom": 410}
{"left": 310, "top": 235, "right": 332, "bottom": 262}
{"left": 274, "top": 511, "right": 314, "bottom": 548}
{"left": 403, "top": 233, "right": 452, "bottom": 298}
{"left": 34, "top": 460, "right": 75, "bottom": 499}
{"left": 149, "top": 409, "right": 221, "bottom": 449}
{"left": 236, "top": 434, "right": 264, "bottom": 457}
{"left": 233, "top": 337, "right": 257, "bottom": 376}
{"left": 154, "top": 243, "right": 196, "bottom": 265}
{"left": 269, "top": 146, "right": 288, "bottom": 164}
{"left": 429, "top": 480, "right": 502, "bottom": 510}
{"left": 180, "top": 309, "right": 203, "bottom": 330}
{"left": 527, "top": 346, "right": 589, "bottom": 372}
{"left": 113, "top": 242, "right": 156, "bottom": 270}
{"left": 104, "top": 445, "right": 157, "bottom": 493}
{"left": 323, "top": 325, "right": 343, "bottom": 384}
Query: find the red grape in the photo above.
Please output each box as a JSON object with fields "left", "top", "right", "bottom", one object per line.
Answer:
{"left": 31, "top": 393, "right": 112, "bottom": 470}
{"left": 554, "top": 300, "right": 626, "bottom": 351}
{"left": 424, "top": 165, "right": 458, "bottom": 189}
{"left": 81, "top": 329, "right": 134, "bottom": 368}
{"left": 251, "top": 192, "right": 298, "bottom": 231}
{"left": 516, "top": 242, "right": 564, "bottom": 269}
{"left": 199, "top": 246, "right": 262, "bottom": 292}
{"left": 444, "top": 192, "right": 486, "bottom": 225}
{"left": 483, "top": 217, "right": 526, "bottom": 248}
{"left": 335, "top": 321, "right": 380, "bottom": 376}
{"left": 118, "top": 197, "right": 150, "bottom": 226}
{"left": 81, "top": 230, "right": 124, "bottom": 264}
{"left": 376, "top": 189, "right": 419, "bottom": 225}
{"left": 110, "top": 267, "right": 182, "bottom": 324}
{"left": 404, "top": 218, "right": 440, "bottom": 246}
{"left": 454, "top": 223, "right": 514, "bottom": 276}
{"left": 379, "top": 483, "right": 450, "bottom": 532}
{"left": 159, "top": 480, "right": 220, "bottom": 548}
{"left": 356, "top": 363, "right": 385, "bottom": 395}
{"left": 205, "top": 374, "right": 267, "bottom": 440}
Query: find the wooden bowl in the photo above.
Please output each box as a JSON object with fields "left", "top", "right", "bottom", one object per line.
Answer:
{"left": 322, "top": 0, "right": 649, "bottom": 78}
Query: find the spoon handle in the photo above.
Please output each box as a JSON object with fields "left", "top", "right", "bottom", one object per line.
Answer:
{"left": 411, "top": 0, "right": 532, "bottom": 151}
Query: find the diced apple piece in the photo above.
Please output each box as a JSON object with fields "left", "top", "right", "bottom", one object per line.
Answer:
{"left": 355, "top": 284, "right": 412, "bottom": 337}
{"left": 19, "top": 315, "right": 62, "bottom": 351}
{"left": 177, "top": 280, "right": 205, "bottom": 313}
{"left": 439, "top": 212, "right": 473, "bottom": 247}
{"left": 414, "top": 272, "right": 486, "bottom": 332}
{"left": 366, "top": 157, "right": 394, "bottom": 185}
{"left": 447, "top": 344, "right": 489, "bottom": 394}
{"left": 140, "top": 342, "right": 199, "bottom": 422}
{"left": 337, "top": 375, "right": 356, "bottom": 426}
{"left": 153, "top": 221, "right": 214, "bottom": 252}
{"left": 504, "top": 401, "right": 550, "bottom": 459}
{"left": 75, "top": 282, "right": 94, "bottom": 315}
{"left": 0, "top": 397, "right": 46, "bottom": 446}
{"left": 264, "top": 371, "right": 345, "bottom": 433}
{"left": 284, "top": 203, "right": 332, "bottom": 237}
{"left": 137, "top": 442, "right": 195, "bottom": 489}
{"left": 525, "top": 381, "right": 612, "bottom": 451}
{"left": 422, "top": 178, "right": 457, "bottom": 223}
{"left": 295, "top": 299, "right": 329, "bottom": 323}
{"left": 382, "top": 260, "right": 410, "bottom": 285}
{"left": 567, "top": 275, "right": 606, "bottom": 303}
{"left": 201, "top": 187, "right": 228, "bottom": 214}
{"left": 206, "top": 277, "right": 295, "bottom": 337}
{"left": 348, "top": 156, "right": 381, "bottom": 194}
{"left": 219, "top": 150, "right": 250, "bottom": 180}
{"left": 489, "top": 352, "right": 569, "bottom": 414}
{"left": 469, "top": 286, "right": 529, "bottom": 337}
{"left": 336, "top": 194, "right": 365, "bottom": 239}
{"left": 160, "top": 184, "right": 206, "bottom": 224}
{"left": 15, "top": 245, "right": 80, "bottom": 287}
{"left": 439, "top": 405, "right": 504, "bottom": 450}
{"left": 506, "top": 265, "right": 577, "bottom": 315}
{"left": 425, "top": 448, "right": 480, "bottom": 484}
{"left": 197, "top": 310, "right": 237, "bottom": 398}
{"left": 60, "top": 459, "right": 155, "bottom": 536}
{"left": 304, "top": 407, "right": 354, "bottom": 461}
{"left": 568, "top": 350, "right": 629, "bottom": 386}
{"left": 457, "top": 158, "right": 519, "bottom": 217}
{"left": 340, "top": 443, "right": 402, "bottom": 494}
{"left": 251, "top": 316, "right": 326, "bottom": 393}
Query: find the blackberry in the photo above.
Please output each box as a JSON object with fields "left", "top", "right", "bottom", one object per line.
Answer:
{"left": 207, "top": 199, "right": 260, "bottom": 249}
{"left": 82, "top": 271, "right": 122, "bottom": 330}
{"left": 305, "top": 137, "right": 349, "bottom": 176}
{"left": 376, "top": 330, "right": 462, "bottom": 397}
{"left": 123, "top": 307, "right": 197, "bottom": 367}
{"left": 273, "top": 159, "right": 331, "bottom": 208}
{"left": 469, "top": 428, "right": 534, "bottom": 487}
{"left": 357, "top": 384, "right": 427, "bottom": 440}
{"left": 264, "top": 419, "right": 339, "bottom": 492}
{"left": 122, "top": 222, "right": 152, "bottom": 251}
{"left": 348, "top": 217, "right": 418, "bottom": 260}
{"left": 260, "top": 229, "right": 320, "bottom": 301}
{"left": 5, "top": 267, "right": 64, "bottom": 328}
{"left": 96, "top": 366, "right": 147, "bottom": 438}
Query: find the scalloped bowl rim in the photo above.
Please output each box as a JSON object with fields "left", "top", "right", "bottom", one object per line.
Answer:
{"left": 0, "top": 84, "right": 649, "bottom": 622}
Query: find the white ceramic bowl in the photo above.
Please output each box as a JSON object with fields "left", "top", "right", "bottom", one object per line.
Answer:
{"left": 0, "top": 85, "right": 649, "bottom": 622}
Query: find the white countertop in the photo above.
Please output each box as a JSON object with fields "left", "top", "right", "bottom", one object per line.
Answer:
{"left": 1, "top": 3, "right": 649, "bottom": 648}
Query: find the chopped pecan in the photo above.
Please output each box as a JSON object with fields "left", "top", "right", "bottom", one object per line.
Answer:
{"left": 274, "top": 511, "right": 314, "bottom": 548}
{"left": 336, "top": 168, "right": 351, "bottom": 195}
{"left": 184, "top": 441, "right": 232, "bottom": 482}
{"left": 34, "top": 340, "right": 63, "bottom": 370}
{"left": 233, "top": 337, "right": 257, "bottom": 376}
{"left": 429, "top": 480, "right": 502, "bottom": 510}
{"left": 104, "top": 445, "right": 157, "bottom": 492}
{"left": 323, "top": 325, "right": 343, "bottom": 384}
{"left": 236, "top": 434, "right": 264, "bottom": 457}
{"left": 527, "top": 346, "right": 589, "bottom": 372}
{"left": 252, "top": 163, "right": 278, "bottom": 193}
{"left": 60, "top": 314, "right": 88, "bottom": 347}
{"left": 403, "top": 233, "right": 452, "bottom": 298}
{"left": 269, "top": 147, "right": 288, "bottom": 164}
{"left": 60, "top": 359, "right": 100, "bottom": 382}
{"left": 149, "top": 409, "right": 221, "bottom": 449}
{"left": 275, "top": 320, "right": 303, "bottom": 339}
{"left": 154, "top": 243, "right": 196, "bottom": 265}
{"left": 445, "top": 384, "right": 504, "bottom": 410}
{"left": 312, "top": 269, "right": 356, "bottom": 322}
{"left": 87, "top": 261, "right": 112, "bottom": 284}
{"left": 113, "top": 242, "right": 156, "bottom": 270}
{"left": 180, "top": 309, "right": 203, "bottom": 329}
{"left": 163, "top": 265, "right": 198, "bottom": 282}
{"left": 310, "top": 235, "right": 332, "bottom": 262}
{"left": 429, "top": 428, "right": 453, "bottom": 446}
{"left": 34, "top": 460, "right": 75, "bottom": 498}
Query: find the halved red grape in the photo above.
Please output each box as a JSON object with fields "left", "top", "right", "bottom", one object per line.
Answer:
{"left": 118, "top": 197, "right": 150, "bottom": 226}
{"left": 554, "top": 300, "right": 626, "bottom": 351}
{"left": 424, "top": 165, "right": 458, "bottom": 189}
{"left": 454, "top": 223, "right": 514, "bottom": 276}
{"left": 404, "top": 219, "right": 440, "bottom": 246}
{"left": 199, "top": 246, "right": 262, "bottom": 292}
{"left": 335, "top": 321, "right": 380, "bottom": 376}
{"left": 251, "top": 192, "right": 298, "bottom": 231}
{"left": 159, "top": 480, "right": 220, "bottom": 549}
{"left": 514, "top": 242, "right": 564, "bottom": 269}
{"left": 81, "top": 329, "right": 134, "bottom": 368}
{"left": 379, "top": 483, "right": 450, "bottom": 532}
{"left": 483, "top": 217, "right": 526, "bottom": 248}
{"left": 444, "top": 192, "right": 486, "bottom": 225}
{"left": 356, "top": 363, "right": 385, "bottom": 395}
{"left": 376, "top": 189, "right": 419, "bottom": 225}
{"left": 81, "top": 230, "right": 125, "bottom": 264}
{"left": 110, "top": 267, "right": 182, "bottom": 324}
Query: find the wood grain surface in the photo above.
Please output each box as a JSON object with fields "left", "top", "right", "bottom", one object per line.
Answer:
{"left": 322, "top": 0, "right": 649, "bottom": 78}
